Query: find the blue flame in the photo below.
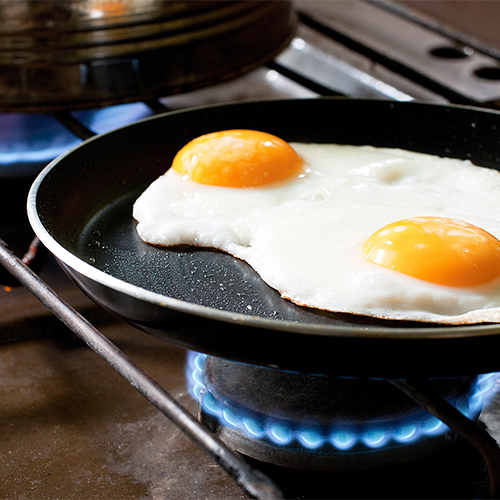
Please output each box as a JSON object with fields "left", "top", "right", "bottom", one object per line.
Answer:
{"left": 186, "top": 352, "right": 499, "bottom": 452}
{"left": 0, "top": 103, "right": 153, "bottom": 176}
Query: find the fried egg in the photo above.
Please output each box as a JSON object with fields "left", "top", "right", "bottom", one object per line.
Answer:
{"left": 133, "top": 129, "right": 500, "bottom": 324}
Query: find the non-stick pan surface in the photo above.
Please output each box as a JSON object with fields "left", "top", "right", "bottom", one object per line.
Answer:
{"left": 28, "top": 99, "right": 500, "bottom": 378}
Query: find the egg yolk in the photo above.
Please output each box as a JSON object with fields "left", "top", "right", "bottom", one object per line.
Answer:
{"left": 363, "top": 217, "right": 500, "bottom": 287}
{"left": 171, "top": 129, "right": 303, "bottom": 187}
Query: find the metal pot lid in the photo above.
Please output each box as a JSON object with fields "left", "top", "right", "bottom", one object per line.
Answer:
{"left": 0, "top": 1, "right": 296, "bottom": 112}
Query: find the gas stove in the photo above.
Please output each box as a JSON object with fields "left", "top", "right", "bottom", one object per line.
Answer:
{"left": 2, "top": 2, "right": 500, "bottom": 499}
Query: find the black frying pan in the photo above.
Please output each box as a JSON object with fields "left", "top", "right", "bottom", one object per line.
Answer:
{"left": 27, "top": 98, "right": 500, "bottom": 378}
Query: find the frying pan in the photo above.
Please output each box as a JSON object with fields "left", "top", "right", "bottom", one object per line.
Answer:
{"left": 27, "top": 98, "right": 500, "bottom": 378}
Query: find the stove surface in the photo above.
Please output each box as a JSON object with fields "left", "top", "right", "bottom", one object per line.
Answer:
{"left": 0, "top": 317, "right": 498, "bottom": 499}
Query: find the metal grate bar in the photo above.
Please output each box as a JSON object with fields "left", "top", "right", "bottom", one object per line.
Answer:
{"left": 266, "top": 60, "right": 344, "bottom": 97}
{"left": 53, "top": 111, "right": 97, "bottom": 141}
{"left": 297, "top": 9, "right": 476, "bottom": 106}
{"left": 53, "top": 99, "right": 171, "bottom": 143}
{"left": 143, "top": 99, "right": 172, "bottom": 114}
{"left": 390, "top": 378, "right": 500, "bottom": 498}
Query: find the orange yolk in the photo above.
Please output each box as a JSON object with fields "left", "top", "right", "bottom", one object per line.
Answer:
{"left": 171, "top": 129, "right": 303, "bottom": 187}
{"left": 363, "top": 217, "right": 500, "bottom": 287}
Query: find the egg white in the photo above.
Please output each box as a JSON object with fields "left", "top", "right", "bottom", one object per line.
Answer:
{"left": 133, "top": 143, "right": 500, "bottom": 324}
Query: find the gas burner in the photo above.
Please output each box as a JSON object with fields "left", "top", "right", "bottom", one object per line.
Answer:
{"left": 187, "top": 352, "right": 498, "bottom": 471}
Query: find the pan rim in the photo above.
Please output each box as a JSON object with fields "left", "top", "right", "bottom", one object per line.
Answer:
{"left": 27, "top": 97, "right": 500, "bottom": 342}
